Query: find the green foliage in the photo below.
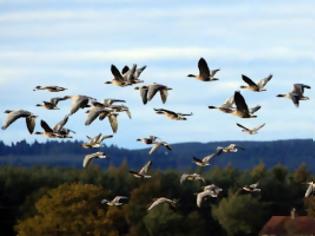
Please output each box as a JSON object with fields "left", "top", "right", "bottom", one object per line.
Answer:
{"left": 212, "top": 193, "right": 266, "bottom": 236}
{"left": 0, "top": 163, "right": 312, "bottom": 236}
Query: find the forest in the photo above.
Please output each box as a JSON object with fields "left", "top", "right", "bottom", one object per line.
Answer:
{"left": 0, "top": 139, "right": 314, "bottom": 170}
{"left": 0, "top": 163, "right": 315, "bottom": 235}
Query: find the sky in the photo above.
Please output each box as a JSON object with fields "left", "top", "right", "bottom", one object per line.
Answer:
{"left": 0, "top": 0, "right": 314, "bottom": 149}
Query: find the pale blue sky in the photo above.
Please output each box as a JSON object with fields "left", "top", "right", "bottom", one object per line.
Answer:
{"left": 0, "top": 0, "right": 314, "bottom": 148}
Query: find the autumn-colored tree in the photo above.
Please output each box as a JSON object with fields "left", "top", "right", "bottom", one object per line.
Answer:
{"left": 15, "top": 183, "right": 113, "bottom": 236}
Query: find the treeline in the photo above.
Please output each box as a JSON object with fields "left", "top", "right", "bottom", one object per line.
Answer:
{"left": 0, "top": 164, "right": 315, "bottom": 235}
{"left": 0, "top": 139, "right": 314, "bottom": 170}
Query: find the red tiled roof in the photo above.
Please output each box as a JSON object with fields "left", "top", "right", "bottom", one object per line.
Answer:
{"left": 260, "top": 216, "right": 315, "bottom": 235}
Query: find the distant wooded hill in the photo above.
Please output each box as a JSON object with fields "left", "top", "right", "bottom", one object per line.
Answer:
{"left": 0, "top": 139, "right": 314, "bottom": 171}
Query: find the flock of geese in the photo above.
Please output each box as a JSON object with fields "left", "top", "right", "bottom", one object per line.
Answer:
{"left": 1, "top": 57, "right": 313, "bottom": 210}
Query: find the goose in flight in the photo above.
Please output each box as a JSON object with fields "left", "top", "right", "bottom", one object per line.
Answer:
{"left": 64, "top": 95, "right": 95, "bottom": 115}
{"left": 134, "top": 85, "right": 149, "bottom": 104}
{"left": 242, "top": 182, "right": 261, "bottom": 193}
{"left": 83, "top": 151, "right": 107, "bottom": 168}
{"left": 136, "top": 136, "right": 159, "bottom": 145}
{"left": 208, "top": 95, "right": 235, "bottom": 113}
{"left": 34, "top": 118, "right": 74, "bottom": 138}
{"left": 101, "top": 196, "right": 128, "bottom": 206}
{"left": 105, "top": 64, "right": 132, "bottom": 87}
{"left": 81, "top": 133, "right": 113, "bottom": 149}
{"left": 34, "top": 120, "right": 66, "bottom": 138}
{"left": 33, "top": 85, "right": 67, "bottom": 92}
{"left": 52, "top": 115, "right": 75, "bottom": 138}
{"left": 180, "top": 173, "right": 205, "bottom": 184}
{"left": 149, "top": 140, "right": 172, "bottom": 155}
{"left": 85, "top": 106, "right": 119, "bottom": 133}
{"left": 147, "top": 197, "right": 176, "bottom": 211}
{"left": 110, "top": 104, "right": 132, "bottom": 119}
{"left": 92, "top": 100, "right": 131, "bottom": 119}
{"left": 208, "top": 95, "right": 261, "bottom": 116}
{"left": 135, "top": 83, "right": 172, "bottom": 104}
{"left": 203, "top": 184, "right": 223, "bottom": 196}
{"left": 103, "top": 98, "right": 126, "bottom": 106}
{"left": 277, "top": 83, "right": 311, "bottom": 107}
{"left": 197, "top": 185, "right": 222, "bottom": 208}
{"left": 129, "top": 160, "right": 152, "bottom": 179}
{"left": 154, "top": 108, "right": 193, "bottom": 120}
{"left": 217, "top": 144, "right": 245, "bottom": 153}
{"left": 236, "top": 123, "right": 265, "bottom": 135}
{"left": 2, "top": 110, "right": 37, "bottom": 134}
{"left": 36, "top": 96, "right": 69, "bottom": 110}
{"left": 305, "top": 181, "right": 315, "bottom": 197}
{"left": 122, "top": 64, "right": 146, "bottom": 85}
{"left": 187, "top": 57, "right": 220, "bottom": 81}
{"left": 232, "top": 91, "right": 259, "bottom": 118}
{"left": 240, "top": 74, "right": 273, "bottom": 92}
{"left": 192, "top": 149, "right": 223, "bottom": 167}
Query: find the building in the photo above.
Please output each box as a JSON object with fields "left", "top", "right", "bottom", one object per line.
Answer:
{"left": 260, "top": 209, "right": 315, "bottom": 236}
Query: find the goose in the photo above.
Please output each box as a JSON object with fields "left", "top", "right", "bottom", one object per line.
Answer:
{"left": 208, "top": 95, "right": 261, "bottom": 115}
{"left": 180, "top": 173, "right": 205, "bottom": 184}
{"left": 305, "top": 181, "right": 315, "bottom": 197}
{"left": 103, "top": 99, "right": 126, "bottom": 106}
{"left": 149, "top": 140, "right": 172, "bottom": 155}
{"left": 65, "top": 95, "right": 95, "bottom": 115}
{"left": 84, "top": 106, "right": 112, "bottom": 126}
{"left": 147, "top": 197, "right": 176, "bottom": 211}
{"left": 34, "top": 120, "right": 65, "bottom": 138}
{"left": 236, "top": 123, "right": 265, "bottom": 135}
{"left": 134, "top": 85, "right": 149, "bottom": 104}
{"left": 217, "top": 144, "right": 245, "bottom": 153}
{"left": 136, "top": 136, "right": 159, "bottom": 145}
{"left": 104, "top": 64, "right": 130, "bottom": 87}
{"left": 33, "top": 85, "right": 67, "bottom": 92}
{"left": 232, "top": 91, "right": 258, "bottom": 118}
{"left": 192, "top": 149, "right": 223, "bottom": 167}
{"left": 242, "top": 182, "right": 261, "bottom": 193}
{"left": 154, "top": 108, "right": 193, "bottom": 120}
{"left": 110, "top": 104, "right": 132, "bottom": 119}
{"left": 240, "top": 74, "right": 273, "bottom": 92}
{"left": 203, "top": 184, "right": 223, "bottom": 196}
{"left": 129, "top": 160, "right": 152, "bottom": 179}
{"left": 81, "top": 133, "right": 113, "bottom": 149}
{"left": 83, "top": 151, "right": 107, "bottom": 168}
{"left": 147, "top": 84, "right": 172, "bottom": 104}
{"left": 187, "top": 57, "right": 220, "bottom": 81}
{"left": 277, "top": 83, "right": 311, "bottom": 107}
{"left": 52, "top": 115, "right": 75, "bottom": 138}
{"left": 122, "top": 64, "right": 146, "bottom": 85}
{"left": 196, "top": 190, "right": 214, "bottom": 208}
{"left": 2, "top": 110, "right": 37, "bottom": 134}
{"left": 36, "top": 96, "right": 69, "bottom": 110}
{"left": 101, "top": 196, "right": 128, "bottom": 206}
{"left": 85, "top": 106, "right": 119, "bottom": 133}
{"left": 208, "top": 95, "right": 235, "bottom": 113}
{"left": 196, "top": 185, "right": 222, "bottom": 208}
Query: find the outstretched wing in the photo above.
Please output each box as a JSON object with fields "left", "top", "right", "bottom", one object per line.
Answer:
{"left": 242, "top": 75, "right": 257, "bottom": 87}
{"left": 257, "top": 74, "right": 272, "bottom": 88}
{"left": 139, "top": 160, "right": 152, "bottom": 175}
{"left": 149, "top": 143, "right": 161, "bottom": 155}
{"left": 40, "top": 120, "right": 54, "bottom": 132}
{"left": 234, "top": 91, "right": 249, "bottom": 113}
{"left": 198, "top": 57, "right": 210, "bottom": 78}
{"left": 236, "top": 123, "right": 250, "bottom": 131}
